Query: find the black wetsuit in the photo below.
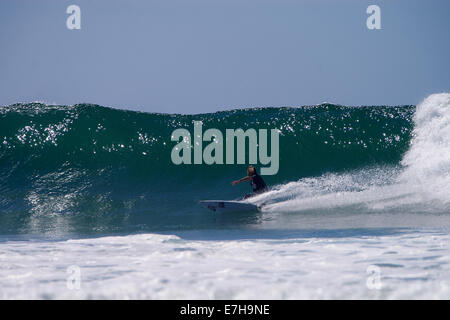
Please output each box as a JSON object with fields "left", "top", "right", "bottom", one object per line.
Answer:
{"left": 251, "top": 173, "right": 267, "bottom": 193}
{"left": 244, "top": 173, "right": 267, "bottom": 199}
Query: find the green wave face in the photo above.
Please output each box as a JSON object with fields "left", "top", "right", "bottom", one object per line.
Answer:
{"left": 0, "top": 103, "right": 414, "bottom": 235}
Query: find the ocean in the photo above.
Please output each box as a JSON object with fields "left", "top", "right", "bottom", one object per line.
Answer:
{"left": 1, "top": 93, "right": 450, "bottom": 299}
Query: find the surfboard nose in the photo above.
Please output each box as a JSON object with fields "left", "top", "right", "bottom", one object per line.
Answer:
{"left": 200, "top": 200, "right": 259, "bottom": 213}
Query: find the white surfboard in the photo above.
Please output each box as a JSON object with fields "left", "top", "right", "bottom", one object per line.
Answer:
{"left": 200, "top": 200, "right": 260, "bottom": 213}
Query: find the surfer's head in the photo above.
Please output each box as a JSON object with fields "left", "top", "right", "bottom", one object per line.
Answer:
{"left": 247, "top": 165, "right": 256, "bottom": 176}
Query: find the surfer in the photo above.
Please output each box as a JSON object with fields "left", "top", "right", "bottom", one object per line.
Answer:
{"left": 232, "top": 165, "right": 268, "bottom": 199}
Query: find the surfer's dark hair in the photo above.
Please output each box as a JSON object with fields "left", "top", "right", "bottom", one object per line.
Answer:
{"left": 248, "top": 165, "right": 256, "bottom": 176}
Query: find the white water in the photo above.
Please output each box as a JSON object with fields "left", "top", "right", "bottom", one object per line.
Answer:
{"left": 399, "top": 93, "right": 450, "bottom": 203}
{"left": 1, "top": 230, "right": 450, "bottom": 299}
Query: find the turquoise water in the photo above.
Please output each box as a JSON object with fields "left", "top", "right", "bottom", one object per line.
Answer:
{"left": 0, "top": 102, "right": 417, "bottom": 235}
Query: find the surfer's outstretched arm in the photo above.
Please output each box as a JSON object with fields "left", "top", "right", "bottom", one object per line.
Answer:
{"left": 232, "top": 176, "right": 251, "bottom": 186}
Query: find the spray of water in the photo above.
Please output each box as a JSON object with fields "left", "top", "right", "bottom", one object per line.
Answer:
{"left": 250, "top": 93, "right": 450, "bottom": 214}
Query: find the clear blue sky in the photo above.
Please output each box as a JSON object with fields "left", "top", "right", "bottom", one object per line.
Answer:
{"left": 1, "top": 0, "right": 449, "bottom": 113}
